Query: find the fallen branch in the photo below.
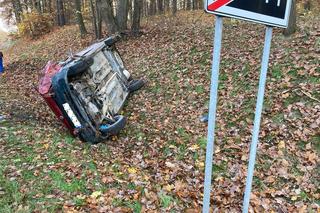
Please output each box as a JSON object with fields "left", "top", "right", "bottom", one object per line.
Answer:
{"left": 300, "top": 89, "right": 320, "bottom": 103}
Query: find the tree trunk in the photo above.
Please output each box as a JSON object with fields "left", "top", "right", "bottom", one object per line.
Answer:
{"left": 157, "top": 0, "right": 163, "bottom": 14}
{"left": 283, "top": 0, "right": 296, "bottom": 36}
{"left": 143, "top": 0, "right": 148, "bottom": 16}
{"left": 16, "top": 0, "right": 23, "bottom": 18}
{"left": 116, "top": 0, "right": 129, "bottom": 31}
{"left": 149, "top": 0, "right": 156, "bottom": 15}
{"left": 96, "top": 0, "right": 103, "bottom": 38}
{"left": 127, "top": 0, "right": 132, "bottom": 25}
{"left": 192, "top": 0, "right": 198, "bottom": 10}
{"left": 74, "top": 0, "right": 87, "bottom": 37}
{"left": 23, "top": 0, "right": 28, "bottom": 11}
{"left": 131, "top": 0, "right": 142, "bottom": 35}
{"left": 35, "top": 0, "right": 41, "bottom": 13}
{"left": 90, "top": 0, "right": 98, "bottom": 38}
{"left": 43, "top": 0, "right": 47, "bottom": 12}
{"left": 98, "top": 0, "right": 119, "bottom": 35}
{"left": 164, "top": 0, "right": 169, "bottom": 12}
{"left": 12, "top": 0, "right": 22, "bottom": 24}
{"left": 199, "top": 0, "right": 203, "bottom": 9}
{"left": 172, "top": 0, "right": 177, "bottom": 16}
{"left": 56, "top": 0, "right": 66, "bottom": 26}
{"left": 186, "top": 0, "right": 191, "bottom": 10}
{"left": 48, "top": 0, "right": 52, "bottom": 12}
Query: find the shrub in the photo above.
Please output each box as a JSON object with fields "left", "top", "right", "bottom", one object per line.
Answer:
{"left": 17, "top": 12, "right": 54, "bottom": 38}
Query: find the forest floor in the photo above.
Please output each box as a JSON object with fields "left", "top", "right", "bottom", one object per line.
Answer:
{"left": 0, "top": 11, "right": 319, "bottom": 212}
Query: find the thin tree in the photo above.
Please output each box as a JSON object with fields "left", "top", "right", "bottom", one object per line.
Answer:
{"left": 283, "top": 0, "right": 296, "bottom": 36}
{"left": 157, "top": 0, "right": 163, "bottom": 14}
{"left": 56, "top": 0, "right": 66, "bottom": 26}
{"left": 172, "top": 0, "right": 177, "bottom": 16}
{"left": 116, "top": 0, "right": 129, "bottom": 31}
{"left": 192, "top": 0, "right": 198, "bottom": 10}
{"left": 48, "top": 0, "right": 52, "bottom": 13}
{"left": 11, "top": 0, "right": 22, "bottom": 23}
{"left": 34, "top": 0, "right": 41, "bottom": 13}
{"left": 98, "top": 0, "right": 119, "bottom": 35}
{"left": 131, "top": 0, "right": 142, "bottom": 36}
{"left": 149, "top": 0, "right": 156, "bottom": 15}
{"left": 74, "top": 0, "right": 87, "bottom": 37}
{"left": 96, "top": 0, "right": 102, "bottom": 38}
{"left": 186, "top": 0, "right": 191, "bottom": 10}
{"left": 90, "top": 0, "right": 98, "bottom": 38}
{"left": 164, "top": 0, "right": 169, "bottom": 12}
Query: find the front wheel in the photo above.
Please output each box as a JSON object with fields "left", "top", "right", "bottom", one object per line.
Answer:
{"left": 100, "top": 115, "right": 127, "bottom": 136}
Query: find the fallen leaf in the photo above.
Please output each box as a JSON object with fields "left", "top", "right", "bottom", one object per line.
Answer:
{"left": 91, "top": 191, "right": 102, "bottom": 199}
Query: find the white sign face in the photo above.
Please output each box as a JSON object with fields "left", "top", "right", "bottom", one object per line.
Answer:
{"left": 205, "top": 0, "right": 292, "bottom": 28}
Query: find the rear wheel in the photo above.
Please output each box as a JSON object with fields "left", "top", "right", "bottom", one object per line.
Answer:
{"left": 128, "top": 79, "right": 145, "bottom": 93}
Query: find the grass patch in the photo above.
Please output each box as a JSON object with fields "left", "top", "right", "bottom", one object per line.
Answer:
{"left": 253, "top": 176, "right": 266, "bottom": 191}
{"left": 49, "top": 170, "right": 87, "bottom": 193}
{"left": 283, "top": 94, "right": 302, "bottom": 107}
{"left": 212, "top": 161, "right": 228, "bottom": 178}
{"left": 311, "top": 135, "right": 320, "bottom": 154}
{"left": 271, "top": 65, "right": 283, "bottom": 80}
{"left": 272, "top": 113, "right": 285, "bottom": 125}
{"left": 195, "top": 85, "right": 205, "bottom": 94}
{"left": 197, "top": 137, "right": 207, "bottom": 149}
{"left": 127, "top": 200, "right": 142, "bottom": 213}
{"left": 159, "top": 192, "right": 174, "bottom": 209}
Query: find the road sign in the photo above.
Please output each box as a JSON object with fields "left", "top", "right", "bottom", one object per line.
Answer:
{"left": 202, "top": 2, "right": 292, "bottom": 211}
{"left": 205, "top": 0, "right": 292, "bottom": 28}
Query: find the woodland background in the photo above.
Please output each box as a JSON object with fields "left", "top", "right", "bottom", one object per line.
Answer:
{"left": 0, "top": 0, "right": 319, "bottom": 212}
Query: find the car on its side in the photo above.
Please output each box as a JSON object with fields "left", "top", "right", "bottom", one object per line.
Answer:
{"left": 38, "top": 36, "right": 144, "bottom": 143}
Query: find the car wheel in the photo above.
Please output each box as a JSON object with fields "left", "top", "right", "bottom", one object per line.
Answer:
{"left": 128, "top": 79, "right": 145, "bottom": 93}
{"left": 100, "top": 115, "right": 127, "bottom": 136}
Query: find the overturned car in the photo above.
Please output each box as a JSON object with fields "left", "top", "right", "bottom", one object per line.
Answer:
{"left": 38, "top": 36, "right": 144, "bottom": 143}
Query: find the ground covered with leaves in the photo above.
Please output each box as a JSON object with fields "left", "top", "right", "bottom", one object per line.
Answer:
{"left": 0, "top": 11, "right": 319, "bottom": 212}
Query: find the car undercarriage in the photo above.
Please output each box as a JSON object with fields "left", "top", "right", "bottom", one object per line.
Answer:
{"left": 38, "top": 36, "right": 144, "bottom": 143}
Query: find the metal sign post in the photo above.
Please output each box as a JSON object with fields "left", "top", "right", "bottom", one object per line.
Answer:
{"left": 202, "top": 20, "right": 274, "bottom": 212}
{"left": 202, "top": 15, "right": 223, "bottom": 213}
{"left": 242, "top": 26, "right": 273, "bottom": 213}
{"left": 202, "top": 0, "right": 292, "bottom": 212}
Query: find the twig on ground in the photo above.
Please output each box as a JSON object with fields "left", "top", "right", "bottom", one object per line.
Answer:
{"left": 300, "top": 89, "right": 320, "bottom": 103}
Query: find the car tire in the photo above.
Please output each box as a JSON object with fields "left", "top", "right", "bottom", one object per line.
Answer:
{"left": 128, "top": 79, "right": 145, "bottom": 93}
{"left": 78, "top": 127, "right": 103, "bottom": 144}
{"left": 100, "top": 115, "right": 127, "bottom": 136}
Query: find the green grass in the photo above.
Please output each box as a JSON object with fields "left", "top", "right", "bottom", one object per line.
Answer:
{"left": 177, "top": 143, "right": 187, "bottom": 160}
{"left": 272, "top": 112, "right": 285, "bottom": 125}
{"left": 0, "top": 125, "right": 112, "bottom": 211}
{"left": 159, "top": 192, "right": 174, "bottom": 209}
{"left": 0, "top": 173, "right": 23, "bottom": 211}
{"left": 195, "top": 85, "right": 205, "bottom": 94}
{"left": 161, "top": 146, "right": 173, "bottom": 158}
{"left": 49, "top": 170, "right": 87, "bottom": 193}
{"left": 253, "top": 176, "right": 266, "bottom": 191}
{"left": 112, "top": 198, "right": 142, "bottom": 213}
{"left": 283, "top": 94, "right": 302, "bottom": 107}
{"left": 312, "top": 135, "right": 320, "bottom": 154}
{"left": 177, "top": 127, "right": 191, "bottom": 142}
{"left": 271, "top": 65, "right": 284, "bottom": 80}
{"left": 212, "top": 161, "right": 228, "bottom": 179}
{"left": 197, "top": 137, "right": 207, "bottom": 149}
{"left": 127, "top": 200, "right": 142, "bottom": 213}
